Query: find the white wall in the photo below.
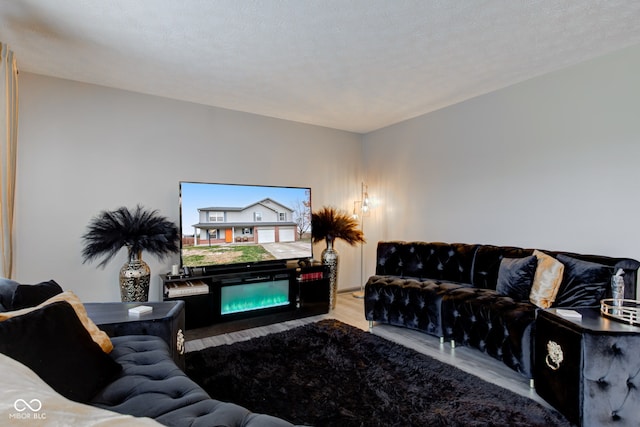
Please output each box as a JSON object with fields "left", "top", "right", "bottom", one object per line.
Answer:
{"left": 17, "top": 43, "right": 640, "bottom": 302}
{"left": 363, "top": 44, "right": 640, "bottom": 281}
{"left": 15, "top": 73, "right": 364, "bottom": 301}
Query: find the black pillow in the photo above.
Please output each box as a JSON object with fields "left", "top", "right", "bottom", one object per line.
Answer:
{"left": 11, "top": 280, "right": 64, "bottom": 310}
{"left": 554, "top": 254, "right": 613, "bottom": 307}
{"left": 0, "top": 301, "right": 121, "bottom": 402}
{"left": 496, "top": 255, "right": 538, "bottom": 301}
{"left": 0, "top": 277, "right": 19, "bottom": 312}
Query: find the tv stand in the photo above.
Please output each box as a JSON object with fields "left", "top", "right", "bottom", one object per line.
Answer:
{"left": 197, "top": 260, "right": 289, "bottom": 276}
{"left": 161, "top": 262, "right": 329, "bottom": 329}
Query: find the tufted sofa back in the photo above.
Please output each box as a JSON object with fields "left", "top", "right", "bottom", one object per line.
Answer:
{"left": 471, "top": 245, "right": 534, "bottom": 289}
{"left": 376, "top": 241, "right": 640, "bottom": 299}
{"left": 376, "top": 242, "right": 477, "bottom": 284}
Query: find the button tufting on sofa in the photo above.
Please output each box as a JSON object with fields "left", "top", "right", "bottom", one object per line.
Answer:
{"left": 365, "top": 241, "right": 640, "bottom": 386}
{"left": 89, "top": 335, "right": 298, "bottom": 426}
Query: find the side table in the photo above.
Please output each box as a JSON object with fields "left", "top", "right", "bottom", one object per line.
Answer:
{"left": 85, "top": 300, "right": 186, "bottom": 370}
{"left": 534, "top": 308, "right": 640, "bottom": 426}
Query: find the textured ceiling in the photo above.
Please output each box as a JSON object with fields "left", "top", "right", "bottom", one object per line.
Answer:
{"left": 2, "top": 1, "right": 640, "bottom": 133}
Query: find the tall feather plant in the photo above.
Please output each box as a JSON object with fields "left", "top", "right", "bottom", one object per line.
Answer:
{"left": 311, "top": 206, "right": 365, "bottom": 246}
{"left": 82, "top": 205, "right": 179, "bottom": 268}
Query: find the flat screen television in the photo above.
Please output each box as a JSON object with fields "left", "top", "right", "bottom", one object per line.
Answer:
{"left": 179, "top": 181, "right": 312, "bottom": 272}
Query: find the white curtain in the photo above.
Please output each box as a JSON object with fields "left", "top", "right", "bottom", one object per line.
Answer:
{"left": 1, "top": 43, "right": 18, "bottom": 278}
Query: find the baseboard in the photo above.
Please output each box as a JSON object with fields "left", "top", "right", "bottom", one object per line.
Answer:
{"left": 338, "top": 286, "right": 363, "bottom": 293}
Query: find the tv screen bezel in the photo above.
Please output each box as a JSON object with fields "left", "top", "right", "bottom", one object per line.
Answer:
{"left": 179, "top": 181, "right": 313, "bottom": 272}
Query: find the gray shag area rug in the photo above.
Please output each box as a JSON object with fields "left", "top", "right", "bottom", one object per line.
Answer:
{"left": 185, "top": 319, "right": 570, "bottom": 427}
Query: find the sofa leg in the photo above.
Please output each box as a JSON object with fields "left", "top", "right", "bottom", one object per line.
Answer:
{"left": 529, "top": 379, "right": 534, "bottom": 389}
{"left": 368, "top": 321, "right": 373, "bottom": 332}
{"left": 450, "top": 340, "right": 456, "bottom": 349}
{"left": 439, "top": 337, "right": 444, "bottom": 344}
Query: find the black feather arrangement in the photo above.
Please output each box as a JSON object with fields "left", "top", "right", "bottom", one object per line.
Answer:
{"left": 81, "top": 205, "right": 179, "bottom": 268}
{"left": 311, "top": 206, "right": 365, "bottom": 246}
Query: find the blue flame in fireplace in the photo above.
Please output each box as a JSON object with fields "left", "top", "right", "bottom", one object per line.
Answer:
{"left": 221, "top": 279, "right": 290, "bottom": 315}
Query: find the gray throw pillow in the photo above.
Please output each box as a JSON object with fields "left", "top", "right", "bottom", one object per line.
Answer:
{"left": 0, "top": 278, "right": 19, "bottom": 312}
{"left": 496, "top": 255, "right": 538, "bottom": 301}
{"left": 554, "top": 254, "right": 612, "bottom": 307}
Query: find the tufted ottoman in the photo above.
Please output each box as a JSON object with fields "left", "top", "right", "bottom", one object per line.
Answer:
{"left": 534, "top": 308, "right": 640, "bottom": 427}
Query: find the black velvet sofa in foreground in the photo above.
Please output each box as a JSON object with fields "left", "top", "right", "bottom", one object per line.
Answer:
{"left": 0, "top": 278, "right": 298, "bottom": 427}
{"left": 364, "top": 241, "right": 640, "bottom": 382}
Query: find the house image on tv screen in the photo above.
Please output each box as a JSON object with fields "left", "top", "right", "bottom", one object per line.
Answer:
{"left": 191, "top": 198, "right": 298, "bottom": 245}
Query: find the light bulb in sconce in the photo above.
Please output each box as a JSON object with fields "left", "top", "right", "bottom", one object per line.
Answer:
{"left": 351, "top": 201, "right": 359, "bottom": 220}
{"left": 362, "top": 184, "right": 370, "bottom": 213}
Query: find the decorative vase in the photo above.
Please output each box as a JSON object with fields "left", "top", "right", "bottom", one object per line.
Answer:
{"left": 119, "top": 248, "right": 151, "bottom": 302}
{"left": 322, "top": 237, "right": 339, "bottom": 310}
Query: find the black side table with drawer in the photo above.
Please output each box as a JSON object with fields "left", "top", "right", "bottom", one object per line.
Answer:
{"left": 534, "top": 308, "right": 640, "bottom": 426}
{"left": 85, "top": 300, "right": 186, "bottom": 370}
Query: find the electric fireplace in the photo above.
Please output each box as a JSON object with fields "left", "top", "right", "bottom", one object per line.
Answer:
{"left": 161, "top": 264, "right": 329, "bottom": 329}
{"left": 220, "top": 279, "right": 290, "bottom": 316}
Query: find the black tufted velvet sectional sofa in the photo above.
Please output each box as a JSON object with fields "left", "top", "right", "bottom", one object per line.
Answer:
{"left": 364, "top": 241, "right": 640, "bottom": 382}
{"left": 0, "top": 277, "right": 298, "bottom": 427}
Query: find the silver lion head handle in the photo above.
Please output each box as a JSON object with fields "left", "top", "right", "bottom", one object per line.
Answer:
{"left": 545, "top": 340, "right": 563, "bottom": 370}
{"left": 177, "top": 329, "right": 185, "bottom": 355}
